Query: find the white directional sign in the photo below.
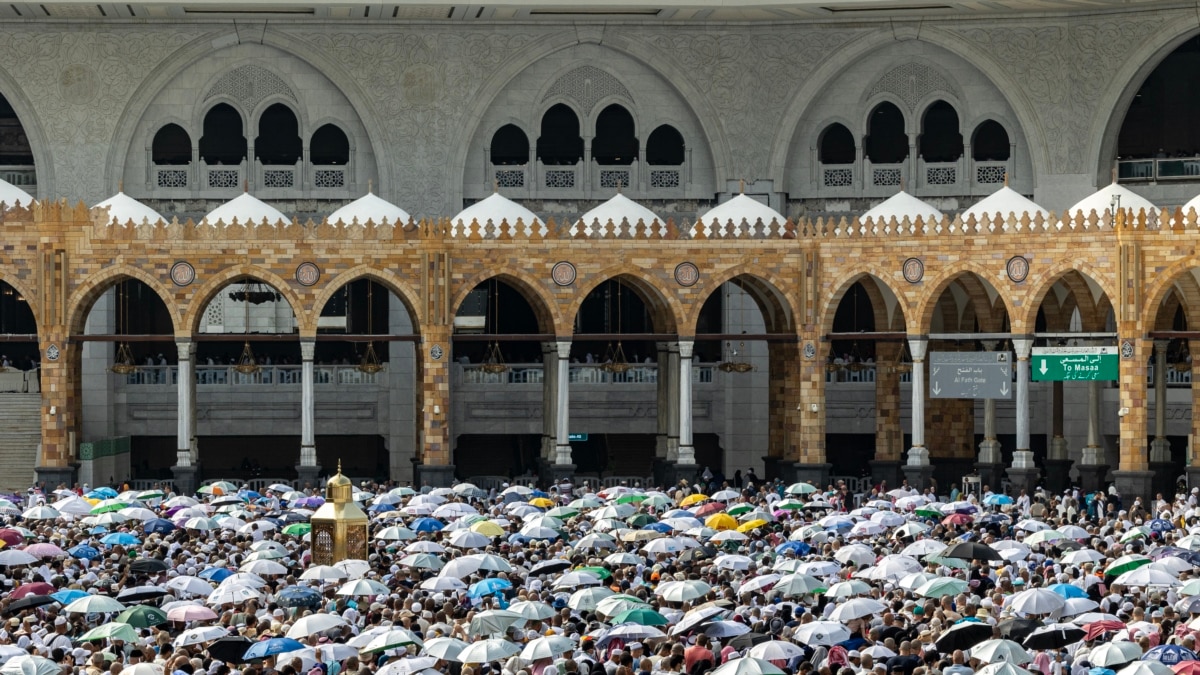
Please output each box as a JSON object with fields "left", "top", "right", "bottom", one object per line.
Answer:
{"left": 929, "top": 351, "right": 1013, "bottom": 399}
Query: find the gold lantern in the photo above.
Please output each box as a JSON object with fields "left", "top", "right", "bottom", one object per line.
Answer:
{"left": 310, "top": 461, "right": 369, "bottom": 565}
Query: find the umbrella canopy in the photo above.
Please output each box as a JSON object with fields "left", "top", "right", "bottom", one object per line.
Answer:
{"left": 971, "top": 639, "right": 1033, "bottom": 665}
{"left": 709, "top": 657, "right": 785, "bottom": 675}
{"left": 943, "top": 541, "right": 1004, "bottom": 561}
{"left": 1091, "top": 643, "right": 1146, "bottom": 667}
{"left": 455, "top": 639, "right": 521, "bottom": 663}
{"left": 936, "top": 621, "right": 995, "bottom": 652}
{"left": 1023, "top": 624, "right": 1085, "bottom": 650}
{"left": 244, "top": 638, "right": 306, "bottom": 660}
{"left": 1142, "top": 646, "right": 1199, "bottom": 665}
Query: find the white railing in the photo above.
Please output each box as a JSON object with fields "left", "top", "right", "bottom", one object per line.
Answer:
{"left": 257, "top": 162, "right": 299, "bottom": 190}
{"left": 1118, "top": 157, "right": 1200, "bottom": 182}
{"left": 825, "top": 364, "right": 878, "bottom": 383}
{"left": 201, "top": 161, "right": 246, "bottom": 193}
{"left": 0, "top": 165, "right": 36, "bottom": 189}
{"left": 1148, "top": 364, "right": 1193, "bottom": 386}
{"left": 122, "top": 364, "right": 384, "bottom": 386}
{"left": 457, "top": 363, "right": 715, "bottom": 385}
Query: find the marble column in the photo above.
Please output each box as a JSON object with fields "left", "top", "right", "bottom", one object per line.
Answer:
{"left": 976, "top": 342, "right": 1005, "bottom": 491}
{"left": 903, "top": 336, "right": 933, "bottom": 489}
{"left": 677, "top": 339, "right": 696, "bottom": 467}
{"left": 541, "top": 342, "right": 558, "bottom": 462}
{"left": 297, "top": 338, "right": 320, "bottom": 486}
{"left": 655, "top": 342, "right": 670, "bottom": 459}
{"left": 554, "top": 340, "right": 573, "bottom": 466}
{"left": 1077, "top": 378, "right": 1107, "bottom": 492}
{"left": 172, "top": 338, "right": 197, "bottom": 495}
{"left": 1007, "top": 338, "right": 1038, "bottom": 493}
{"left": 1150, "top": 340, "right": 1171, "bottom": 462}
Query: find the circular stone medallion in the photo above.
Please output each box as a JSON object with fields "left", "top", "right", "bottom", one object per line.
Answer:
{"left": 46, "top": 344, "right": 60, "bottom": 362}
{"left": 295, "top": 262, "right": 321, "bottom": 287}
{"left": 551, "top": 261, "right": 576, "bottom": 287}
{"left": 1006, "top": 256, "right": 1030, "bottom": 283}
{"left": 169, "top": 261, "right": 196, "bottom": 287}
{"left": 430, "top": 344, "right": 444, "bottom": 361}
{"left": 902, "top": 258, "right": 924, "bottom": 284}
{"left": 1121, "top": 340, "right": 1135, "bottom": 360}
{"left": 674, "top": 262, "right": 700, "bottom": 287}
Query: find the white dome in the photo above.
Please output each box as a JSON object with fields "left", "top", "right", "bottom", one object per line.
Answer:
{"left": 328, "top": 191, "right": 411, "bottom": 226}
{"left": 202, "top": 193, "right": 288, "bottom": 226}
{"left": 861, "top": 191, "right": 942, "bottom": 224}
{"left": 961, "top": 186, "right": 1049, "bottom": 222}
{"left": 1182, "top": 192, "right": 1200, "bottom": 216}
{"left": 451, "top": 193, "right": 542, "bottom": 236}
{"left": 93, "top": 191, "right": 164, "bottom": 226}
{"left": 694, "top": 194, "right": 785, "bottom": 236}
{"left": 578, "top": 193, "right": 661, "bottom": 235}
{"left": 0, "top": 178, "right": 33, "bottom": 209}
{"left": 1065, "top": 182, "right": 1156, "bottom": 218}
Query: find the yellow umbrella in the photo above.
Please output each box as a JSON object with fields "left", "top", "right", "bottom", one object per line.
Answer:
{"left": 469, "top": 521, "right": 506, "bottom": 537}
{"left": 529, "top": 498, "right": 554, "bottom": 508}
{"left": 680, "top": 494, "right": 708, "bottom": 507}
{"left": 705, "top": 514, "right": 738, "bottom": 531}
{"left": 736, "top": 519, "right": 768, "bottom": 533}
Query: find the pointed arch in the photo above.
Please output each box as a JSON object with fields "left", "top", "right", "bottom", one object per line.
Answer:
{"left": 0, "top": 270, "right": 40, "bottom": 332}
{"left": 820, "top": 269, "right": 910, "bottom": 336}
{"left": 449, "top": 269, "right": 561, "bottom": 336}
{"left": 311, "top": 265, "right": 423, "bottom": 336}
{"left": 684, "top": 264, "right": 799, "bottom": 335}
{"left": 1019, "top": 260, "right": 1117, "bottom": 335}
{"left": 566, "top": 266, "right": 681, "bottom": 335}
{"left": 67, "top": 265, "right": 182, "bottom": 336}
{"left": 914, "top": 262, "right": 1016, "bottom": 335}
{"left": 182, "top": 265, "right": 305, "bottom": 336}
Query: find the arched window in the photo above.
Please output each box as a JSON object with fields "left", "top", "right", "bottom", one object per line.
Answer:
{"left": 819, "top": 123, "right": 855, "bottom": 164}
{"left": 972, "top": 120, "right": 1011, "bottom": 162}
{"left": 198, "top": 103, "right": 246, "bottom": 165}
{"left": 0, "top": 93, "right": 34, "bottom": 166}
{"left": 152, "top": 124, "right": 191, "bottom": 165}
{"left": 310, "top": 124, "right": 350, "bottom": 165}
{"left": 490, "top": 124, "right": 529, "bottom": 166}
{"left": 1117, "top": 36, "right": 1200, "bottom": 159}
{"left": 646, "top": 125, "right": 684, "bottom": 165}
{"left": 536, "top": 104, "right": 583, "bottom": 166}
{"left": 255, "top": 103, "right": 301, "bottom": 165}
{"left": 865, "top": 102, "right": 907, "bottom": 164}
{"left": 919, "top": 100, "right": 962, "bottom": 162}
{"left": 592, "top": 104, "right": 637, "bottom": 165}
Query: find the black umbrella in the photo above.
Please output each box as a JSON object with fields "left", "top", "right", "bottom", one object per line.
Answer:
{"left": 206, "top": 636, "right": 254, "bottom": 664}
{"left": 1053, "top": 540, "right": 1085, "bottom": 551}
{"left": 1023, "top": 624, "right": 1085, "bottom": 651}
{"left": 3, "top": 594, "right": 57, "bottom": 615}
{"left": 117, "top": 585, "right": 168, "bottom": 603}
{"left": 998, "top": 618, "right": 1044, "bottom": 642}
{"left": 728, "top": 633, "right": 771, "bottom": 650}
{"left": 130, "top": 558, "right": 169, "bottom": 574}
{"left": 942, "top": 541, "right": 1004, "bottom": 562}
{"left": 678, "top": 546, "right": 718, "bottom": 563}
{"left": 934, "top": 621, "right": 994, "bottom": 652}
{"left": 529, "top": 560, "right": 572, "bottom": 577}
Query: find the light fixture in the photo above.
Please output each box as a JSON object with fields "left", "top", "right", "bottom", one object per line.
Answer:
{"left": 433, "top": 405, "right": 441, "bottom": 415}
{"left": 479, "top": 280, "right": 509, "bottom": 375}
{"left": 357, "top": 281, "right": 383, "bottom": 374}
{"left": 809, "top": 403, "right": 819, "bottom": 413}
{"left": 1118, "top": 407, "right": 1130, "bottom": 417}
{"left": 232, "top": 279, "right": 262, "bottom": 375}
{"left": 110, "top": 280, "right": 138, "bottom": 375}
{"left": 719, "top": 278, "right": 754, "bottom": 374}
{"left": 601, "top": 279, "right": 631, "bottom": 374}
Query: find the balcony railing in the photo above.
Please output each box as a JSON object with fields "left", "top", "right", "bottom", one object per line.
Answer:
{"left": 121, "top": 364, "right": 384, "bottom": 386}
{"left": 1148, "top": 364, "right": 1193, "bottom": 386}
{"left": 1118, "top": 157, "right": 1200, "bottom": 183}
{"left": 148, "top": 158, "right": 353, "bottom": 201}
{"left": 818, "top": 157, "right": 1013, "bottom": 197}
{"left": 492, "top": 157, "right": 689, "bottom": 200}
{"left": 457, "top": 363, "right": 715, "bottom": 385}
{"left": 0, "top": 165, "right": 36, "bottom": 190}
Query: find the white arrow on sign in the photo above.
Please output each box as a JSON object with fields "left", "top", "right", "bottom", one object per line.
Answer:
{"left": 1038, "top": 360, "right": 1049, "bottom": 375}
{"left": 932, "top": 366, "right": 940, "bottom": 377}
{"left": 932, "top": 381, "right": 942, "bottom": 396}
{"left": 1000, "top": 381, "right": 1010, "bottom": 396}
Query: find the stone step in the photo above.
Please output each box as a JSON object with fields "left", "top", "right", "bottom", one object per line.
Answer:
{"left": 0, "top": 394, "right": 41, "bottom": 492}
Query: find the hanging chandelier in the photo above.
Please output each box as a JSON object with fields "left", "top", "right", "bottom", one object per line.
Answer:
{"left": 893, "top": 340, "right": 913, "bottom": 374}
{"left": 233, "top": 279, "right": 261, "bottom": 374}
{"left": 478, "top": 281, "right": 509, "bottom": 374}
{"left": 600, "top": 280, "right": 630, "bottom": 373}
{"left": 110, "top": 280, "right": 138, "bottom": 375}
{"left": 357, "top": 282, "right": 384, "bottom": 374}
{"left": 719, "top": 279, "right": 754, "bottom": 374}
{"left": 234, "top": 340, "right": 261, "bottom": 374}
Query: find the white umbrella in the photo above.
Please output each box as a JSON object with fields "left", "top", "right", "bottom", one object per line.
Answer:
{"left": 748, "top": 641, "right": 805, "bottom": 661}
{"left": 554, "top": 571, "right": 603, "bottom": 590}
{"left": 976, "top": 664, "right": 1035, "bottom": 675}
{"left": 336, "top": 579, "right": 390, "bottom": 596}
{"left": 1115, "top": 663, "right": 1173, "bottom": 675}
{"left": 508, "top": 601, "right": 556, "bottom": 621}
{"left": 828, "top": 598, "right": 887, "bottom": 622}
{"left": 173, "top": 626, "right": 229, "bottom": 647}
{"left": 455, "top": 639, "right": 521, "bottom": 663}
{"left": 206, "top": 585, "right": 262, "bottom": 606}
{"left": 64, "top": 595, "right": 126, "bottom": 614}
{"left": 709, "top": 658, "right": 785, "bottom": 675}
{"left": 335, "top": 559, "right": 371, "bottom": 577}
{"left": 377, "top": 658, "right": 439, "bottom": 675}
{"left": 568, "top": 587, "right": 614, "bottom": 611}
{"left": 971, "top": 639, "right": 1033, "bottom": 665}
{"left": 468, "top": 609, "right": 523, "bottom": 637}
{"left": 738, "top": 574, "right": 782, "bottom": 596}
{"left": 1089, "top": 642, "right": 1145, "bottom": 667}
{"left": 286, "top": 614, "right": 349, "bottom": 638}
{"left": 833, "top": 544, "right": 875, "bottom": 566}
{"left": 0, "top": 550, "right": 38, "bottom": 566}
{"left": 299, "top": 565, "right": 347, "bottom": 582}
{"left": 714, "top": 554, "right": 755, "bottom": 571}
{"left": 655, "top": 579, "right": 712, "bottom": 603}
{"left": 421, "top": 637, "right": 469, "bottom": 661}
{"left": 165, "top": 575, "right": 214, "bottom": 596}
{"left": 359, "top": 628, "right": 425, "bottom": 652}
{"left": 792, "top": 621, "right": 851, "bottom": 646}
{"left": 704, "top": 621, "right": 751, "bottom": 638}
{"left": 420, "top": 576, "right": 467, "bottom": 592}
{"left": 0, "top": 656, "right": 67, "bottom": 675}
{"left": 1007, "top": 588, "right": 1067, "bottom": 615}
{"left": 772, "top": 574, "right": 825, "bottom": 598}
{"left": 1114, "top": 567, "right": 1180, "bottom": 588}
{"left": 448, "top": 530, "right": 491, "bottom": 548}
{"left": 465, "top": 553, "right": 514, "bottom": 572}
{"left": 218, "top": 572, "right": 267, "bottom": 589}
{"left": 440, "top": 557, "right": 482, "bottom": 579}
{"left": 239, "top": 559, "right": 288, "bottom": 575}
{"left": 519, "top": 635, "right": 576, "bottom": 661}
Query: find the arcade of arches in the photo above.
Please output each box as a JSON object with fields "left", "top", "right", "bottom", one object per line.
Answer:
{"left": 2, "top": 201, "right": 1200, "bottom": 504}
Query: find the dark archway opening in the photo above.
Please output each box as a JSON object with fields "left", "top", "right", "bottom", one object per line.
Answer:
{"left": 646, "top": 125, "right": 684, "bottom": 166}
{"left": 865, "top": 102, "right": 907, "bottom": 164}
{"left": 592, "top": 104, "right": 638, "bottom": 165}
{"left": 919, "top": 100, "right": 963, "bottom": 163}
{"left": 819, "top": 123, "right": 856, "bottom": 164}
{"left": 490, "top": 125, "right": 529, "bottom": 166}
{"left": 199, "top": 104, "right": 247, "bottom": 165}
{"left": 574, "top": 279, "right": 656, "bottom": 369}
{"left": 0, "top": 280, "right": 37, "bottom": 372}
{"left": 829, "top": 282, "right": 877, "bottom": 368}
{"left": 1118, "top": 36, "right": 1200, "bottom": 159}
{"left": 0, "top": 93, "right": 34, "bottom": 167}
{"left": 152, "top": 124, "right": 192, "bottom": 166}
{"left": 318, "top": 279, "right": 395, "bottom": 366}
{"left": 310, "top": 124, "right": 349, "bottom": 166}
{"left": 972, "top": 120, "right": 1011, "bottom": 162}
{"left": 452, "top": 279, "right": 541, "bottom": 365}
{"left": 536, "top": 104, "right": 583, "bottom": 166}
{"left": 255, "top": 103, "right": 302, "bottom": 165}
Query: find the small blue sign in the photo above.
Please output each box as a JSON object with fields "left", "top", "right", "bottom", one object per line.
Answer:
{"left": 568, "top": 433, "right": 588, "bottom": 442}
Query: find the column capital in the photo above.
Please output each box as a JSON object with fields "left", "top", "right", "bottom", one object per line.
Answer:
{"left": 980, "top": 340, "right": 999, "bottom": 352}
{"left": 907, "top": 335, "right": 928, "bottom": 361}
{"left": 300, "top": 339, "right": 315, "bottom": 361}
{"left": 1011, "top": 337, "right": 1033, "bottom": 359}
{"left": 555, "top": 339, "right": 572, "bottom": 357}
{"left": 678, "top": 339, "right": 694, "bottom": 359}
{"left": 1154, "top": 339, "right": 1170, "bottom": 354}
{"left": 176, "top": 339, "right": 194, "bottom": 360}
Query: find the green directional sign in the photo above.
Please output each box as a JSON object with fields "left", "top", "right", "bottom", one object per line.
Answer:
{"left": 1031, "top": 346, "right": 1119, "bottom": 381}
{"left": 568, "top": 433, "right": 588, "bottom": 442}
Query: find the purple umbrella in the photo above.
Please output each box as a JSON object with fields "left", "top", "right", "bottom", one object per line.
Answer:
{"left": 294, "top": 497, "right": 324, "bottom": 509}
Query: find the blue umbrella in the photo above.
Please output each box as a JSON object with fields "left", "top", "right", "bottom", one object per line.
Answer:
{"left": 277, "top": 586, "right": 322, "bottom": 608}
{"left": 51, "top": 589, "right": 88, "bottom": 605}
{"left": 775, "top": 541, "right": 812, "bottom": 556}
{"left": 411, "top": 517, "right": 444, "bottom": 533}
{"left": 643, "top": 522, "right": 672, "bottom": 533}
{"left": 198, "top": 567, "right": 233, "bottom": 582}
{"left": 88, "top": 526, "right": 109, "bottom": 535}
{"left": 68, "top": 544, "right": 100, "bottom": 560}
{"left": 468, "top": 578, "right": 512, "bottom": 598}
{"left": 144, "top": 519, "right": 175, "bottom": 535}
{"left": 86, "top": 488, "right": 118, "bottom": 499}
{"left": 984, "top": 494, "right": 1013, "bottom": 506}
{"left": 1088, "top": 669, "right": 1115, "bottom": 675}
{"left": 1148, "top": 519, "right": 1175, "bottom": 533}
{"left": 1142, "top": 645, "right": 1198, "bottom": 665}
{"left": 243, "top": 638, "right": 305, "bottom": 660}
{"left": 978, "top": 514, "right": 1011, "bottom": 525}
{"left": 1048, "top": 583, "right": 1086, "bottom": 599}
{"left": 100, "top": 532, "right": 141, "bottom": 546}
{"left": 530, "top": 490, "right": 549, "bottom": 499}
{"left": 369, "top": 503, "right": 396, "bottom": 513}
{"left": 239, "top": 490, "right": 263, "bottom": 500}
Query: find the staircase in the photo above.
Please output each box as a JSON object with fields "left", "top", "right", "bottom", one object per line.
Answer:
{"left": 0, "top": 393, "right": 40, "bottom": 492}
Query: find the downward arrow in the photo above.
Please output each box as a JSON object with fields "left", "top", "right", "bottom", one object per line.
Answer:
{"left": 932, "top": 382, "right": 942, "bottom": 396}
{"left": 1038, "top": 360, "right": 1049, "bottom": 375}
{"left": 1000, "top": 381, "right": 1010, "bottom": 396}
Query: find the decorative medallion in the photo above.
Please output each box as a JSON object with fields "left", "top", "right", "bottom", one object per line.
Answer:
{"left": 1121, "top": 340, "right": 1135, "bottom": 360}
{"left": 295, "top": 262, "right": 321, "bottom": 287}
{"left": 46, "top": 344, "right": 60, "bottom": 362}
{"left": 674, "top": 262, "right": 700, "bottom": 287}
{"left": 803, "top": 342, "right": 816, "bottom": 360}
{"left": 430, "top": 344, "right": 444, "bottom": 361}
{"left": 902, "top": 258, "right": 924, "bottom": 284}
{"left": 551, "top": 261, "right": 577, "bottom": 287}
{"left": 1006, "top": 256, "right": 1030, "bottom": 283}
{"left": 169, "top": 261, "right": 195, "bottom": 287}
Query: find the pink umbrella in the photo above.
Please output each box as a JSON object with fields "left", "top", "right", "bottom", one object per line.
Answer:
{"left": 24, "top": 543, "right": 66, "bottom": 558}
{"left": 167, "top": 605, "right": 219, "bottom": 622}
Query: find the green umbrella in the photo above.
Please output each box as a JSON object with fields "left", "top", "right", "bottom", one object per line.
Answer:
{"left": 79, "top": 622, "right": 138, "bottom": 643}
{"left": 616, "top": 494, "right": 647, "bottom": 505}
{"left": 1105, "top": 553, "right": 1151, "bottom": 576}
{"left": 925, "top": 555, "right": 970, "bottom": 569}
{"left": 775, "top": 499, "right": 806, "bottom": 511}
{"left": 785, "top": 482, "right": 818, "bottom": 495}
{"left": 914, "top": 577, "right": 969, "bottom": 598}
{"left": 611, "top": 608, "right": 669, "bottom": 625}
{"left": 642, "top": 495, "right": 673, "bottom": 510}
{"left": 915, "top": 507, "right": 944, "bottom": 519}
{"left": 626, "top": 514, "right": 657, "bottom": 527}
{"left": 282, "top": 523, "right": 312, "bottom": 537}
{"left": 576, "top": 566, "right": 612, "bottom": 581}
{"left": 116, "top": 605, "right": 168, "bottom": 628}
{"left": 727, "top": 504, "right": 753, "bottom": 516}
{"left": 546, "top": 507, "right": 580, "bottom": 519}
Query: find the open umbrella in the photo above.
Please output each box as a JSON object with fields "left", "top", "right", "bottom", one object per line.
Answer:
{"left": 116, "top": 605, "right": 169, "bottom": 628}
{"left": 174, "top": 626, "right": 230, "bottom": 647}
{"left": 1023, "top": 624, "right": 1085, "bottom": 650}
{"left": 64, "top": 595, "right": 126, "bottom": 614}
{"left": 1091, "top": 643, "right": 1146, "bottom": 668}
{"left": 455, "top": 639, "right": 521, "bottom": 664}
{"left": 0, "top": 656, "right": 63, "bottom": 675}
{"left": 244, "top": 638, "right": 305, "bottom": 660}
{"left": 943, "top": 541, "right": 1004, "bottom": 561}
{"left": 518, "top": 636, "right": 576, "bottom": 662}
{"left": 709, "top": 657, "right": 785, "bottom": 675}
{"left": 936, "top": 621, "right": 995, "bottom": 652}
{"left": 1143, "top": 646, "right": 1199, "bottom": 665}
{"left": 792, "top": 621, "right": 852, "bottom": 646}
{"left": 971, "top": 639, "right": 1033, "bottom": 665}
{"left": 205, "top": 636, "right": 253, "bottom": 664}
{"left": 79, "top": 622, "right": 139, "bottom": 642}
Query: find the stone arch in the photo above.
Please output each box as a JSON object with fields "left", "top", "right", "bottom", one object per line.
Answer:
{"left": 1019, "top": 260, "right": 1117, "bottom": 334}
{"left": 914, "top": 262, "right": 1016, "bottom": 335}
{"left": 537, "top": 63, "right": 637, "bottom": 122}
{"left": 567, "top": 266, "right": 681, "bottom": 336}
{"left": 448, "top": 269, "right": 561, "bottom": 336}
{"left": 1144, "top": 262, "right": 1200, "bottom": 333}
{"left": 820, "top": 269, "right": 910, "bottom": 336}
{"left": 250, "top": 96, "right": 309, "bottom": 140}
{"left": 953, "top": 274, "right": 1003, "bottom": 332}
{"left": 0, "top": 73, "right": 55, "bottom": 198}
{"left": 0, "top": 269, "right": 41, "bottom": 331}
{"left": 183, "top": 265, "right": 306, "bottom": 336}
{"left": 684, "top": 265, "right": 799, "bottom": 335}
{"left": 311, "top": 265, "right": 424, "bottom": 336}
{"left": 66, "top": 265, "right": 182, "bottom": 337}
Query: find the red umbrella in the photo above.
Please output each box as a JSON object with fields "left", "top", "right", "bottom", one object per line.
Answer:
{"left": 0, "top": 530, "right": 23, "bottom": 547}
{"left": 1084, "top": 620, "right": 1127, "bottom": 641}
{"left": 11, "top": 582, "right": 55, "bottom": 599}
{"left": 942, "top": 514, "right": 974, "bottom": 526}
{"left": 694, "top": 502, "right": 726, "bottom": 518}
{"left": 1172, "top": 663, "right": 1200, "bottom": 675}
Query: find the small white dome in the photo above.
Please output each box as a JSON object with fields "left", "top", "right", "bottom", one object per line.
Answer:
{"left": 93, "top": 191, "right": 164, "bottom": 226}
{"left": 961, "top": 186, "right": 1049, "bottom": 222}
{"left": 578, "top": 193, "right": 661, "bottom": 235}
{"left": 1182, "top": 192, "right": 1200, "bottom": 216}
{"left": 1065, "top": 182, "right": 1156, "bottom": 218}
{"left": 328, "top": 191, "right": 411, "bottom": 226}
{"left": 694, "top": 194, "right": 786, "bottom": 236}
{"left": 861, "top": 191, "right": 942, "bottom": 224}
{"left": 451, "top": 193, "right": 542, "bottom": 236}
{"left": 202, "top": 193, "right": 288, "bottom": 226}
{"left": 0, "top": 178, "right": 33, "bottom": 209}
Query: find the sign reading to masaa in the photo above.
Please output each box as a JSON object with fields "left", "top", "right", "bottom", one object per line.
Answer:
{"left": 929, "top": 351, "right": 1012, "bottom": 399}
{"left": 1031, "top": 346, "right": 1119, "bottom": 381}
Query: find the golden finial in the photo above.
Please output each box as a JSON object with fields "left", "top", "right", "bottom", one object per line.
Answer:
{"left": 118, "top": 179, "right": 124, "bottom": 193}
{"left": 1111, "top": 166, "right": 1118, "bottom": 185}
{"left": 1003, "top": 172, "right": 1009, "bottom": 188}
{"left": 368, "top": 179, "right": 373, "bottom": 194}
{"left": 493, "top": 180, "right": 499, "bottom": 194}
{"left": 243, "top": 179, "right": 249, "bottom": 194}
{"left": 337, "top": 459, "right": 342, "bottom": 475}
{"left": 900, "top": 176, "right": 906, "bottom": 192}
{"left": 739, "top": 179, "right": 745, "bottom": 194}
